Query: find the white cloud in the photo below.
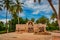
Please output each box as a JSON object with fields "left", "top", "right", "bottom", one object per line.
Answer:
{"left": 32, "top": 4, "right": 58, "bottom": 14}
{"left": 19, "top": 13, "right": 25, "bottom": 17}
{"left": 0, "top": 19, "right": 11, "bottom": 23}
{"left": 24, "top": 0, "right": 34, "bottom": 8}
{"left": 23, "top": 0, "right": 58, "bottom": 15}
{"left": 32, "top": 10, "right": 40, "bottom": 14}
{"left": 32, "top": 5, "right": 52, "bottom": 14}
{"left": 53, "top": 5, "right": 59, "bottom": 14}
{"left": 50, "top": 18, "right": 57, "bottom": 23}
{"left": 0, "top": 0, "right": 59, "bottom": 21}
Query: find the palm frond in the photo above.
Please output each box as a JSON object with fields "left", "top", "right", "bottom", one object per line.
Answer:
{"left": 34, "top": 0, "right": 36, "bottom": 3}
{"left": 51, "top": 13, "right": 57, "bottom": 20}
{"left": 0, "top": 7, "right": 2, "bottom": 10}
{"left": 0, "top": 0, "right": 3, "bottom": 10}
{"left": 38, "top": 0, "right": 41, "bottom": 4}
{"left": 15, "top": 0, "right": 23, "bottom": 13}
{"left": 3, "top": 0, "right": 14, "bottom": 10}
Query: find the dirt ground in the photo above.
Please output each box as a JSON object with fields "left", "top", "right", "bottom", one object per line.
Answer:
{"left": 53, "top": 36, "right": 60, "bottom": 40}
{"left": 52, "top": 32, "right": 60, "bottom": 40}
{"left": 0, "top": 32, "right": 60, "bottom": 40}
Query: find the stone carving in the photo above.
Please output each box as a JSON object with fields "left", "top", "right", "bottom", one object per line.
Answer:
{"left": 28, "top": 21, "right": 34, "bottom": 33}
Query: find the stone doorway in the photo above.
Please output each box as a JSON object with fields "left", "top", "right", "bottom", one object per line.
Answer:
{"left": 28, "top": 21, "right": 34, "bottom": 33}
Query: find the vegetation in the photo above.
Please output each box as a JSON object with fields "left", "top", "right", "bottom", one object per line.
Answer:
{"left": 36, "top": 16, "right": 48, "bottom": 24}
{"left": 31, "top": 18, "right": 35, "bottom": 22}
{"left": 0, "top": 15, "right": 59, "bottom": 33}
{"left": 0, "top": 21, "right": 6, "bottom": 34}
{"left": 46, "top": 21, "right": 59, "bottom": 31}
{"left": 0, "top": 0, "right": 23, "bottom": 33}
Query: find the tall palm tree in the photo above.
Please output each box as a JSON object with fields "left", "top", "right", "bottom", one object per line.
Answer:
{"left": 3, "top": 0, "right": 14, "bottom": 33}
{"left": 15, "top": 0, "right": 23, "bottom": 24}
{"left": 9, "top": 5, "right": 18, "bottom": 19}
{"left": 10, "top": 0, "right": 23, "bottom": 24}
{"left": 34, "top": 0, "right": 60, "bottom": 30}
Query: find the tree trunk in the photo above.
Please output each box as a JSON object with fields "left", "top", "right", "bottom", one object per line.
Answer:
{"left": 6, "top": 10, "right": 8, "bottom": 33}
{"left": 58, "top": 0, "right": 60, "bottom": 30}
{"left": 57, "top": 19, "right": 60, "bottom": 30}
{"left": 18, "top": 13, "right": 19, "bottom": 24}
{"left": 48, "top": 0, "right": 57, "bottom": 14}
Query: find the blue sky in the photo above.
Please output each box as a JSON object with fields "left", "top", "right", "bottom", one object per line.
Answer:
{"left": 0, "top": 0, "right": 59, "bottom": 22}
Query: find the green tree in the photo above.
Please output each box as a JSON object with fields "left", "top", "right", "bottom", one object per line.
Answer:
{"left": 19, "top": 17, "right": 24, "bottom": 24}
{"left": 10, "top": 0, "right": 23, "bottom": 24}
{"left": 9, "top": 5, "right": 18, "bottom": 19}
{"left": 24, "top": 18, "right": 29, "bottom": 23}
{"left": 51, "top": 13, "right": 57, "bottom": 22}
{"left": 3, "top": 0, "right": 14, "bottom": 33}
{"left": 31, "top": 18, "right": 35, "bottom": 22}
{"left": 9, "top": 0, "right": 23, "bottom": 32}
{"left": 15, "top": 0, "right": 23, "bottom": 24}
{"left": 36, "top": 16, "right": 48, "bottom": 24}
{"left": 51, "top": 13, "right": 57, "bottom": 20}
{"left": 0, "top": 21, "right": 4, "bottom": 31}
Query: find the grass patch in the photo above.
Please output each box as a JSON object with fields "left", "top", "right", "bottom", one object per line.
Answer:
{"left": 0, "top": 30, "right": 6, "bottom": 34}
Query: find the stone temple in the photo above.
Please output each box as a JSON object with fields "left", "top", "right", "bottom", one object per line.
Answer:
{"left": 16, "top": 21, "right": 46, "bottom": 33}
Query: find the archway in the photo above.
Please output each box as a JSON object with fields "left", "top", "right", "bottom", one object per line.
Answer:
{"left": 27, "top": 21, "right": 34, "bottom": 33}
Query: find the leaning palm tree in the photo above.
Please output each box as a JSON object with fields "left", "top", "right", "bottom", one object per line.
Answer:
{"left": 34, "top": 0, "right": 60, "bottom": 29}
{"left": 48, "top": 0, "right": 60, "bottom": 29}
{"left": 3, "top": 0, "right": 14, "bottom": 33}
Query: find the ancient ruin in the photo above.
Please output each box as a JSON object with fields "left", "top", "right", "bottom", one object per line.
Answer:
{"left": 16, "top": 21, "right": 46, "bottom": 33}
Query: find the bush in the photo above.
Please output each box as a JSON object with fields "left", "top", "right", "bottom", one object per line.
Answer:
{"left": 0, "top": 27, "right": 6, "bottom": 31}
{"left": 0, "top": 30, "right": 6, "bottom": 34}
{"left": 46, "top": 26, "right": 59, "bottom": 31}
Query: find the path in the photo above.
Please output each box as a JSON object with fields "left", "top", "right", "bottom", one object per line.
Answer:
{"left": 0, "top": 32, "right": 60, "bottom": 40}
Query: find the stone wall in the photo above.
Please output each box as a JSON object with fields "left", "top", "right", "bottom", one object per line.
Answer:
{"left": 16, "top": 23, "right": 46, "bottom": 33}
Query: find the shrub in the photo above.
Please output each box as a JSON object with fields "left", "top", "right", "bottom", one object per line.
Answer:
{"left": 46, "top": 26, "right": 59, "bottom": 31}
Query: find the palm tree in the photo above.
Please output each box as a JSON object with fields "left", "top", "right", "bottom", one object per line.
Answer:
{"left": 10, "top": 0, "right": 23, "bottom": 24}
{"left": 15, "top": 0, "right": 23, "bottom": 24}
{"left": 48, "top": 0, "right": 60, "bottom": 29}
{"left": 3, "top": 0, "right": 14, "bottom": 33}
{"left": 34, "top": 0, "right": 60, "bottom": 30}
{"left": 9, "top": 5, "right": 18, "bottom": 19}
